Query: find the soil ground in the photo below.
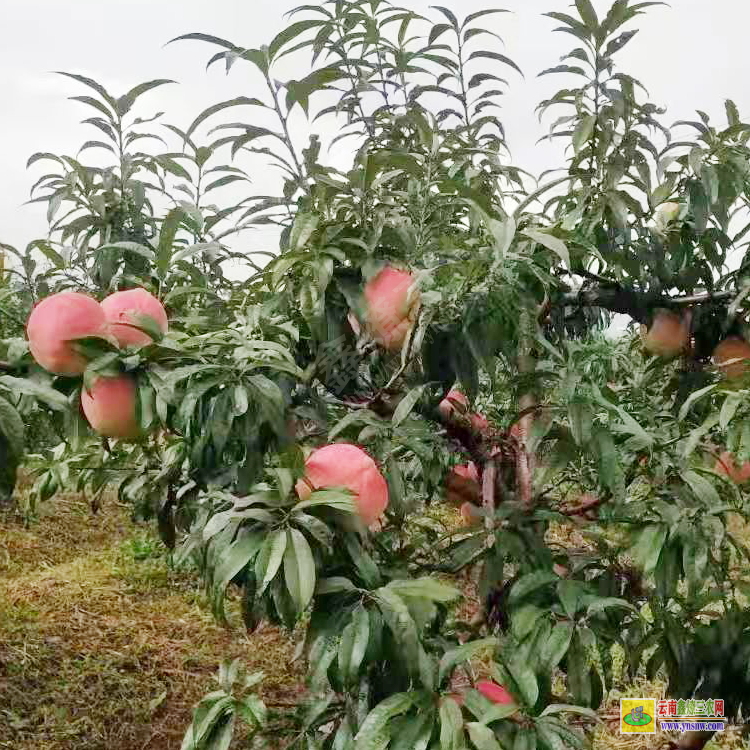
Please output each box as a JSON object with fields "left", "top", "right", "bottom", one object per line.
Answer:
{"left": 0, "top": 490, "right": 301, "bottom": 750}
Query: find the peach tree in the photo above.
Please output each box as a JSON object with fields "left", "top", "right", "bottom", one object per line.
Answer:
{"left": 3, "top": 1, "right": 750, "bottom": 748}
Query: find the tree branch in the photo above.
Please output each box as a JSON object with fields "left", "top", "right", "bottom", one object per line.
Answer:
{"left": 558, "top": 493, "right": 603, "bottom": 517}
{"left": 558, "top": 284, "right": 734, "bottom": 323}
{"left": 482, "top": 458, "right": 497, "bottom": 537}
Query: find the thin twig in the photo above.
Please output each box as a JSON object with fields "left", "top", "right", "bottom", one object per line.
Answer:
{"left": 558, "top": 494, "right": 603, "bottom": 516}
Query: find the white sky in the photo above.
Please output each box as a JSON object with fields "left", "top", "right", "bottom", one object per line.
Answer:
{"left": 1, "top": 0, "right": 746, "bottom": 334}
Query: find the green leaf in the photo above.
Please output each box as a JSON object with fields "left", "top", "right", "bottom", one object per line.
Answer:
{"left": 557, "top": 580, "right": 583, "bottom": 619}
{"left": 391, "top": 708, "right": 435, "bottom": 750}
{"left": 354, "top": 693, "right": 415, "bottom": 750}
{"left": 316, "top": 577, "right": 357, "bottom": 595}
{"left": 512, "top": 605, "right": 545, "bottom": 641}
{"left": 157, "top": 207, "right": 185, "bottom": 276}
{"left": 268, "top": 19, "right": 325, "bottom": 59}
{"left": 488, "top": 216, "right": 516, "bottom": 264}
{"left": 540, "top": 622, "right": 574, "bottom": 669}
{"left": 605, "top": 29, "right": 637, "bottom": 56}
{"left": 683, "top": 413, "right": 719, "bottom": 460}
{"left": 720, "top": 393, "right": 741, "bottom": 429}
{"left": 99, "top": 241, "right": 155, "bottom": 262}
{"left": 345, "top": 535, "right": 382, "bottom": 588}
{"left": 186, "top": 97, "right": 267, "bottom": 140}
{"left": 119, "top": 79, "right": 175, "bottom": 113}
{"left": 439, "top": 697, "right": 464, "bottom": 750}
{"left": 34, "top": 241, "right": 66, "bottom": 269}
{"left": 283, "top": 528, "right": 316, "bottom": 616}
{"left": 568, "top": 400, "right": 592, "bottom": 446}
{"left": 0, "top": 376, "right": 68, "bottom": 411}
{"left": 255, "top": 529, "right": 288, "bottom": 596}
{"left": 387, "top": 577, "right": 460, "bottom": 603}
{"left": 55, "top": 71, "right": 118, "bottom": 110}
{"left": 631, "top": 524, "right": 667, "bottom": 575}
{"left": 572, "top": 115, "right": 596, "bottom": 154}
{"left": 467, "top": 722, "right": 502, "bottom": 750}
{"left": 172, "top": 242, "right": 222, "bottom": 264}
{"left": 464, "top": 9, "right": 510, "bottom": 26}
{"left": 586, "top": 597, "right": 637, "bottom": 616}
{"left": 431, "top": 6, "right": 459, "bottom": 28}
{"left": 508, "top": 663, "right": 538, "bottom": 708}
{"left": 289, "top": 212, "right": 319, "bottom": 251}
{"left": 565, "top": 634, "right": 590, "bottom": 708}
{"left": 439, "top": 638, "right": 499, "bottom": 684}
{"left": 467, "top": 50, "right": 523, "bottom": 77}
{"left": 478, "top": 703, "right": 517, "bottom": 724}
{"left": 187, "top": 695, "right": 234, "bottom": 748}
{"left": 332, "top": 717, "right": 355, "bottom": 750}
{"left": 0, "top": 396, "right": 24, "bottom": 504}
{"left": 508, "top": 571, "right": 558, "bottom": 605}
{"left": 522, "top": 229, "right": 570, "bottom": 269}
{"left": 392, "top": 385, "right": 426, "bottom": 426}
{"left": 339, "top": 604, "right": 371, "bottom": 685}
{"left": 295, "top": 489, "right": 356, "bottom": 513}
{"left": 0, "top": 395, "right": 25, "bottom": 460}
{"left": 592, "top": 427, "right": 624, "bottom": 499}
{"left": 683, "top": 470, "right": 721, "bottom": 507}
{"left": 575, "top": 0, "right": 599, "bottom": 30}
{"left": 375, "top": 588, "right": 421, "bottom": 677}
{"left": 540, "top": 704, "right": 597, "bottom": 720}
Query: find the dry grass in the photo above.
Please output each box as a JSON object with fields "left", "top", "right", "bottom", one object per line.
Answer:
{"left": 0, "top": 495, "right": 302, "bottom": 750}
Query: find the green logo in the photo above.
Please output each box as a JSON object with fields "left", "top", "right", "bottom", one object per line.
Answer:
{"left": 623, "top": 706, "right": 652, "bottom": 727}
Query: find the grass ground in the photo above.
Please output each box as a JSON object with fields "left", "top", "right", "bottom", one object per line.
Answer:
{"left": 0, "top": 492, "right": 746, "bottom": 749}
{"left": 0, "top": 491, "right": 302, "bottom": 750}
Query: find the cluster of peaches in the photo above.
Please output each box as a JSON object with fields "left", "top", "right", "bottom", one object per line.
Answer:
{"left": 641, "top": 309, "right": 750, "bottom": 380}
{"left": 26, "top": 288, "right": 168, "bottom": 439}
{"left": 641, "top": 309, "right": 750, "bottom": 482}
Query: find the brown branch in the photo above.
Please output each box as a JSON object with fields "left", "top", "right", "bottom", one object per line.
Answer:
{"left": 559, "top": 283, "right": 734, "bottom": 323}
{"left": 0, "top": 360, "right": 14, "bottom": 372}
{"left": 558, "top": 494, "right": 603, "bottom": 516}
{"left": 482, "top": 458, "right": 497, "bottom": 537}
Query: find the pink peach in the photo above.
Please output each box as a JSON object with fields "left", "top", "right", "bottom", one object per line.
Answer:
{"left": 81, "top": 374, "right": 143, "bottom": 440}
{"left": 100, "top": 288, "right": 168, "bottom": 349}
{"left": 27, "top": 291, "right": 107, "bottom": 376}
{"left": 295, "top": 443, "right": 389, "bottom": 527}
{"left": 363, "top": 267, "right": 419, "bottom": 351}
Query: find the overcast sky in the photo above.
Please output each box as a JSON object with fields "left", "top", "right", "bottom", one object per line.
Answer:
{"left": 1, "top": 0, "right": 746, "bottom": 335}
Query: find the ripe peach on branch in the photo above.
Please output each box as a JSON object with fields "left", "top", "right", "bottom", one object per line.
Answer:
{"left": 713, "top": 336, "right": 750, "bottom": 380}
{"left": 26, "top": 291, "right": 108, "bottom": 375}
{"left": 438, "top": 388, "right": 468, "bottom": 421}
{"left": 713, "top": 451, "right": 750, "bottom": 484}
{"left": 476, "top": 680, "right": 516, "bottom": 706}
{"left": 445, "top": 463, "right": 481, "bottom": 508}
{"left": 470, "top": 413, "right": 489, "bottom": 433}
{"left": 101, "top": 288, "right": 168, "bottom": 348}
{"left": 640, "top": 309, "right": 689, "bottom": 359}
{"left": 295, "top": 443, "right": 389, "bottom": 528}
{"left": 363, "top": 266, "right": 420, "bottom": 351}
{"left": 81, "top": 373, "right": 143, "bottom": 440}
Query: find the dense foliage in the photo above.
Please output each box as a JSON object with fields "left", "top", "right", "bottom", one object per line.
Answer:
{"left": 4, "top": 1, "right": 750, "bottom": 748}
